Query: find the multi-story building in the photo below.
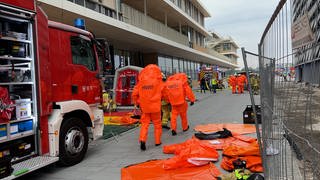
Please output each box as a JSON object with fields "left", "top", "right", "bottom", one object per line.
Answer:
{"left": 37, "top": 0, "right": 238, "bottom": 81}
{"left": 206, "top": 31, "right": 239, "bottom": 66}
{"left": 292, "top": 0, "right": 320, "bottom": 83}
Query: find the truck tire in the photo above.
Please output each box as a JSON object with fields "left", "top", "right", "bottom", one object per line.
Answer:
{"left": 59, "top": 117, "right": 88, "bottom": 166}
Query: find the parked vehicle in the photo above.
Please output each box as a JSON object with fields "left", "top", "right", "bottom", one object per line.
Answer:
{"left": 0, "top": 1, "right": 104, "bottom": 178}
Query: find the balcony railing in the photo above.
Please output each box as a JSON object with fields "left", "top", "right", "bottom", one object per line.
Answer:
{"left": 193, "top": 43, "right": 238, "bottom": 65}
{"left": 121, "top": 3, "right": 189, "bottom": 46}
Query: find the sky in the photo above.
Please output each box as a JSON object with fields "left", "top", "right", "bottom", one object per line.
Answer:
{"left": 200, "top": 0, "right": 279, "bottom": 69}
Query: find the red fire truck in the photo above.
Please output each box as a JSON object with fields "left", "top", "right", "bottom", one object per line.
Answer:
{"left": 0, "top": 1, "right": 104, "bottom": 178}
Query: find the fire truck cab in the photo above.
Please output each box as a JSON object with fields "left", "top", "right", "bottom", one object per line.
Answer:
{"left": 0, "top": 1, "right": 104, "bottom": 178}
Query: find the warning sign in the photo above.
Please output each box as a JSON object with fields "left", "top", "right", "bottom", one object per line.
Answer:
{"left": 291, "top": 14, "right": 315, "bottom": 49}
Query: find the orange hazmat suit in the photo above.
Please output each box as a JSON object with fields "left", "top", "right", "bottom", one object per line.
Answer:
{"left": 237, "top": 74, "right": 247, "bottom": 94}
{"left": 164, "top": 73, "right": 195, "bottom": 132}
{"left": 132, "top": 64, "right": 163, "bottom": 145}
{"left": 163, "top": 138, "right": 219, "bottom": 170}
{"left": 228, "top": 75, "right": 237, "bottom": 94}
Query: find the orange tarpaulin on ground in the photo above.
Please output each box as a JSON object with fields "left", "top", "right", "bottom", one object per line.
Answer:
{"left": 121, "top": 160, "right": 221, "bottom": 180}
{"left": 162, "top": 138, "right": 219, "bottom": 170}
{"left": 202, "top": 134, "right": 257, "bottom": 150}
{"left": 194, "top": 123, "right": 257, "bottom": 135}
{"left": 104, "top": 111, "right": 140, "bottom": 125}
{"left": 221, "top": 141, "right": 263, "bottom": 172}
{"left": 221, "top": 156, "right": 263, "bottom": 173}
{"left": 223, "top": 141, "right": 260, "bottom": 157}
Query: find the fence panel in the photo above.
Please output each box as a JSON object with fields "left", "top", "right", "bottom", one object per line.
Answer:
{"left": 242, "top": 0, "right": 320, "bottom": 179}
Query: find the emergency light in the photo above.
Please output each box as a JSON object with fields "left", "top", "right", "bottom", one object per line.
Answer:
{"left": 74, "top": 18, "right": 86, "bottom": 30}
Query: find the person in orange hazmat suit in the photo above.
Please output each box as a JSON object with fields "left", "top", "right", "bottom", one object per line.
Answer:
{"left": 132, "top": 64, "right": 164, "bottom": 150}
{"left": 237, "top": 74, "right": 248, "bottom": 94}
{"left": 164, "top": 73, "right": 195, "bottom": 136}
{"left": 228, "top": 75, "right": 237, "bottom": 94}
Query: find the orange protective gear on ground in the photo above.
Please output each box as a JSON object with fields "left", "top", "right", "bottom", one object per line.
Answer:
{"left": 121, "top": 160, "right": 221, "bottom": 180}
{"left": 194, "top": 123, "right": 257, "bottom": 135}
{"left": 162, "top": 138, "right": 219, "bottom": 170}
{"left": 109, "top": 116, "right": 139, "bottom": 126}
{"left": 132, "top": 64, "right": 163, "bottom": 144}
{"left": 223, "top": 141, "right": 260, "bottom": 157}
{"left": 202, "top": 134, "right": 257, "bottom": 150}
{"left": 164, "top": 73, "right": 195, "bottom": 131}
{"left": 221, "top": 156, "right": 263, "bottom": 172}
{"left": 228, "top": 75, "right": 237, "bottom": 93}
{"left": 221, "top": 141, "right": 263, "bottom": 172}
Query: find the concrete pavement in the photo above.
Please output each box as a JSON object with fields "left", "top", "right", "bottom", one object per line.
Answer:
{"left": 21, "top": 89, "right": 257, "bottom": 180}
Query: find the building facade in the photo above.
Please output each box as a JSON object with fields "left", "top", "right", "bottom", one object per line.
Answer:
{"left": 292, "top": 0, "right": 320, "bottom": 83}
{"left": 206, "top": 31, "right": 239, "bottom": 66}
{"left": 37, "top": 0, "right": 238, "bottom": 81}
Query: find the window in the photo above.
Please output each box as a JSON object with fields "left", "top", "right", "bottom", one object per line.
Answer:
{"left": 75, "top": 0, "right": 84, "bottom": 6}
{"left": 129, "top": 76, "right": 136, "bottom": 88}
{"left": 179, "top": 59, "right": 184, "bottom": 72}
{"left": 158, "top": 56, "right": 166, "bottom": 72}
{"left": 185, "top": 0, "right": 190, "bottom": 14}
{"left": 71, "top": 36, "right": 96, "bottom": 71}
{"left": 184, "top": 60, "right": 188, "bottom": 74}
{"left": 200, "top": 13, "right": 204, "bottom": 26}
{"left": 177, "top": 0, "right": 182, "bottom": 7}
{"left": 166, "top": 56, "right": 173, "bottom": 75}
{"left": 194, "top": 8, "right": 198, "bottom": 22}
{"left": 85, "top": 0, "right": 97, "bottom": 11}
{"left": 223, "top": 43, "right": 231, "bottom": 51}
{"left": 173, "top": 58, "right": 179, "bottom": 73}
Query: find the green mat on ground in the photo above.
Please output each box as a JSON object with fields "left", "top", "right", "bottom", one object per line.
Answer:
{"left": 103, "top": 125, "right": 137, "bottom": 139}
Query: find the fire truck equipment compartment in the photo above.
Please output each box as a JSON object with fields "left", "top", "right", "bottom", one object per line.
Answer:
{"left": 11, "top": 136, "right": 34, "bottom": 158}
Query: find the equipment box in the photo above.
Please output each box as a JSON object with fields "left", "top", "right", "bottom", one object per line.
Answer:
{"left": 243, "top": 105, "right": 261, "bottom": 124}
{"left": 10, "top": 120, "right": 33, "bottom": 137}
{"left": 11, "top": 136, "right": 34, "bottom": 158}
{"left": 15, "top": 99, "right": 31, "bottom": 119}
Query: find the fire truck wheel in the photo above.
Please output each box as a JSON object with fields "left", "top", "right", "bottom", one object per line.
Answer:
{"left": 59, "top": 117, "right": 88, "bottom": 166}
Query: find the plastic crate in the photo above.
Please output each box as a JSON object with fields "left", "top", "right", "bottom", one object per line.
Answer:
{"left": 243, "top": 105, "right": 261, "bottom": 124}
{"left": 9, "top": 123, "right": 18, "bottom": 136}
{"left": 18, "top": 120, "right": 33, "bottom": 133}
{"left": 15, "top": 99, "right": 31, "bottom": 119}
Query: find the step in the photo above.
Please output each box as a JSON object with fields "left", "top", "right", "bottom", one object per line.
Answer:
{"left": 2, "top": 156, "right": 59, "bottom": 179}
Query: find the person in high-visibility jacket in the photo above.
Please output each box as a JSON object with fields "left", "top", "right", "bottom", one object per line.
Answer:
{"left": 164, "top": 73, "right": 196, "bottom": 136}
{"left": 132, "top": 64, "right": 164, "bottom": 150}
{"left": 228, "top": 75, "right": 237, "bottom": 94}
{"left": 211, "top": 78, "right": 218, "bottom": 93}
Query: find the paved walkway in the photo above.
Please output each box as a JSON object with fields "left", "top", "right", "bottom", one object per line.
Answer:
{"left": 21, "top": 90, "right": 257, "bottom": 180}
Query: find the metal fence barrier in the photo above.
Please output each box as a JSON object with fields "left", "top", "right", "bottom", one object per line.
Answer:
{"left": 242, "top": 0, "right": 320, "bottom": 179}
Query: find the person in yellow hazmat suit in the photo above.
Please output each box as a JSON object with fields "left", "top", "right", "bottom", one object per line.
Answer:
{"left": 102, "top": 90, "right": 116, "bottom": 112}
{"left": 161, "top": 73, "right": 171, "bottom": 129}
